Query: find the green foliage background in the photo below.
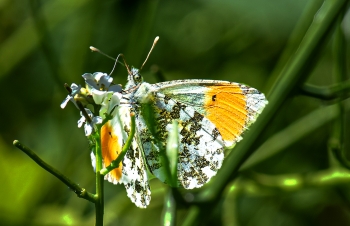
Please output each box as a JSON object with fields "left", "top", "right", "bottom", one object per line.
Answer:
{"left": 0, "top": 0, "right": 349, "bottom": 225}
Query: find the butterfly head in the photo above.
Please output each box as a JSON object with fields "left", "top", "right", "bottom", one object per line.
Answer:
{"left": 131, "top": 67, "right": 143, "bottom": 84}
{"left": 125, "top": 66, "right": 143, "bottom": 91}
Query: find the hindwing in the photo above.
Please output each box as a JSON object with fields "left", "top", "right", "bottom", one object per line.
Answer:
{"left": 136, "top": 92, "right": 225, "bottom": 189}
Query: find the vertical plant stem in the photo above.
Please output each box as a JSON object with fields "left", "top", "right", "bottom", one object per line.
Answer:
{"left": 332, "top": 8, "right": 346, "bottom": 140}
{"left": 181, "top": 206, "right": 199, "bottom": 226}
{"left": 330, "top": 8, "right": 348, "bottom": 167}
{"left": 166, "top": 120, "right": 179, "bottom": 187}
{"left": 162, "top": 188, "right": 176, "bottom": 226}
{"left": 94, "top": 134, "right": 104, "bottom": 226}
{"left": 333, "top": 7, "right": 347, "bottom": 83}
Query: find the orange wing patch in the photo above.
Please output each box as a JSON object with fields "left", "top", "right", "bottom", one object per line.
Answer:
{"left": 101, "top": 121, "right": 123, "bottom": 181}
{"left": 204, "top": 84, "right": 247, "bottom": 144}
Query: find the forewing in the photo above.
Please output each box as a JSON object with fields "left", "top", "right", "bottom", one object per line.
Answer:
{"left": 152, "top": 80, "right": 268, "bottom": 147}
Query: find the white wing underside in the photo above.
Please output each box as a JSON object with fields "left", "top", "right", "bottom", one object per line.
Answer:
{"left": 136, "top": 92, "right": 225, "bottom": 189}
{"left": 134, "top": 80, "right": 267, "bottom": 189}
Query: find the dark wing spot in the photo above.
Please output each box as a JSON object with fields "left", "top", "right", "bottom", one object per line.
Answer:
{"left": 164, "top": 95, "right": 171, "bottom": 104}
{"left": 212, "top": 128, "right": 220, "bottom": 141}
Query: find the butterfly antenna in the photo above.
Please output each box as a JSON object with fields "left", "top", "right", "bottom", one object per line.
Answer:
{"left": 90, "top": 46, "right": 126, "bottom": 75}
{"left": 109, "top": 54, "right": 123, "bottom": 75}
{"left": 140, "top": 36, "right": 159, "bottom": 70}
{"left": 90, "top": 46, "right": 116, "bottom": 61}
{"left": 119, "top": 54, "right": 132, "bottom": 75}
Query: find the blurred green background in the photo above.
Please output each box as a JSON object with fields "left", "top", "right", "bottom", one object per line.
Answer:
{"left": 1, "top": 0, "right": 350, "bottom": 225}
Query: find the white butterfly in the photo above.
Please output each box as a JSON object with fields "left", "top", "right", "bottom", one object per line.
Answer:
{"left": 67, "top": 37, "right": 267, "bottom": 208}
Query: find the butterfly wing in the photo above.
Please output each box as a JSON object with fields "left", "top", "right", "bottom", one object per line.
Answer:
{"left": 151, "top": 79, "right": 268, "bottom": 147}
{"left": 134, "top": 79, "right": 267, "bottom": 189}
{"left": 94, "top": 105, "right": 151, "bottom": 208}
{"left": 136, "top": 97, "right": 225, "bottom": 189}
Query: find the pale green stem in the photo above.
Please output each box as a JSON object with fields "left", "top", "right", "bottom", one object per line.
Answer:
{"left": 162, "top": 188, "right": 176, "bottom": 226}
{"left": 166, "top": 120, "right": 179, "bottom": 187}
{"left": 93, "top": 132, "right": 104, "bottom": 226}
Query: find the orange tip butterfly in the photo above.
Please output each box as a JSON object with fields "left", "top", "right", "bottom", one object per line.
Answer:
{"left": 92, "top": 37, "right": 268, "bottom": 208}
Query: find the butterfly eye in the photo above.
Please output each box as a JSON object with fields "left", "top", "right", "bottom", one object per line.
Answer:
{"left": 133, "top": 73, "right": 142, "bottom": 83}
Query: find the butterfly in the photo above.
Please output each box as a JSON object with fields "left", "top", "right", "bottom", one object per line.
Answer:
{"left": 95, "top": 37, "right": 268, "bottom": 208}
